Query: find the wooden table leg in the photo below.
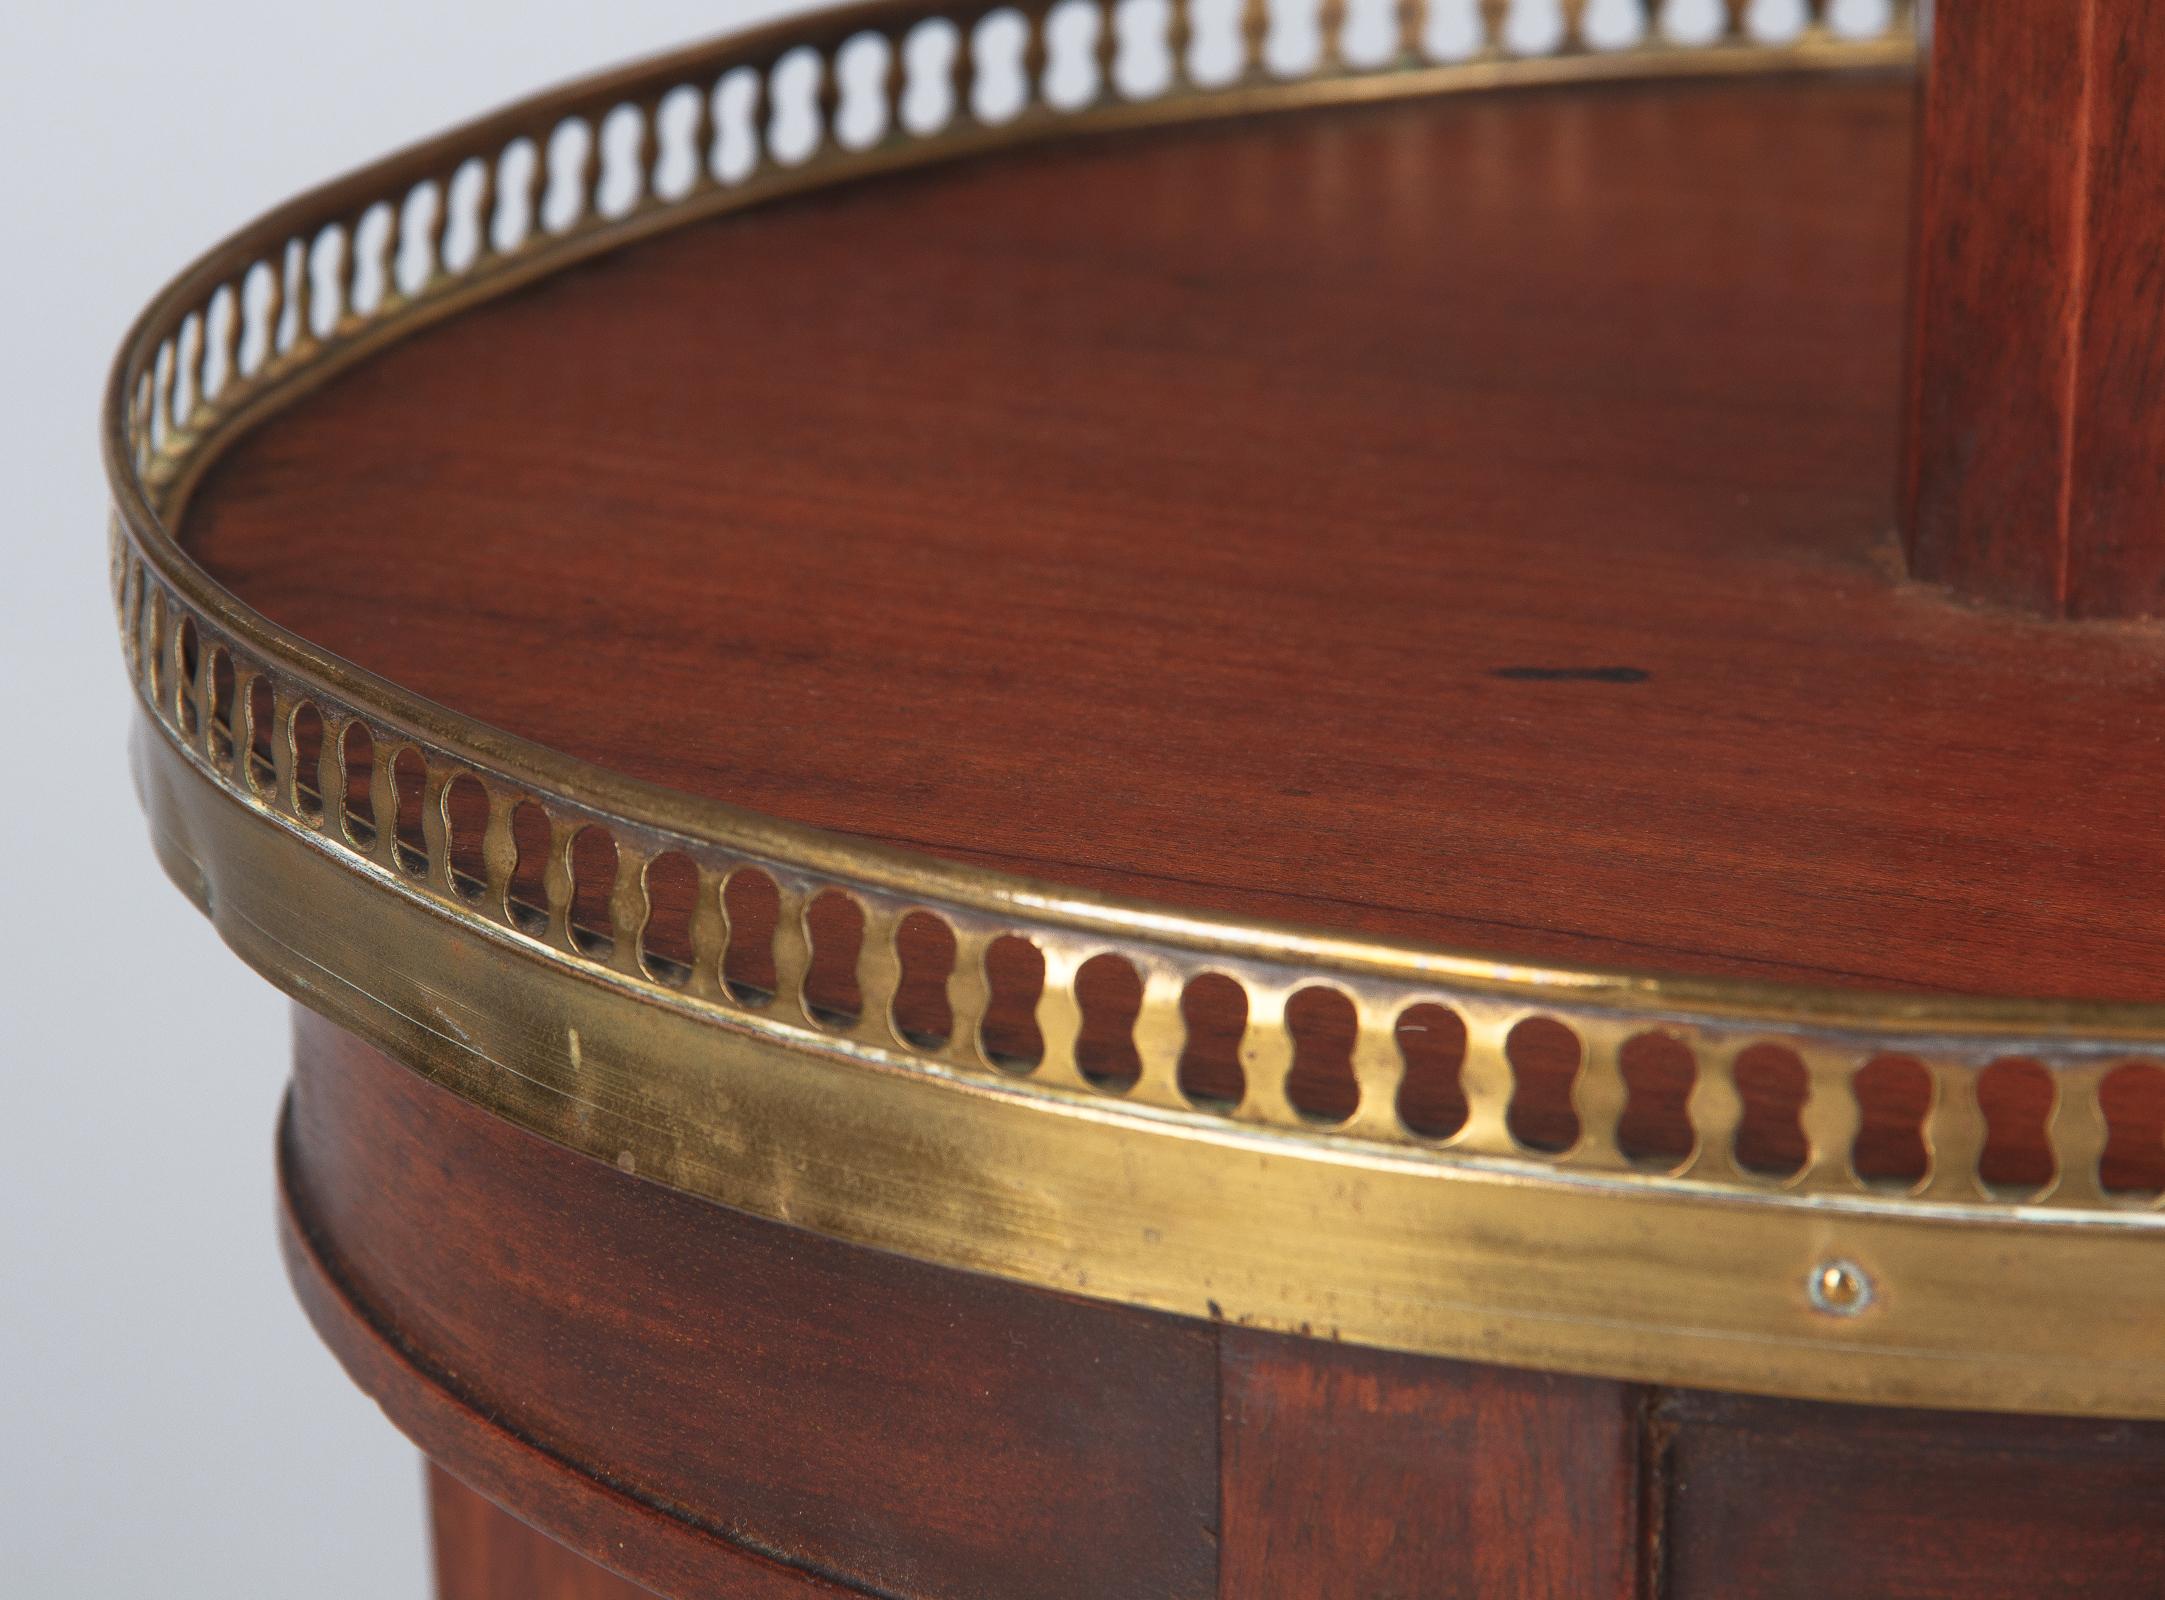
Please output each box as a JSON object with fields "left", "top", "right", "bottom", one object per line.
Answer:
{"left": 429, "top": 1466, "right": 659, "bottom": 1600}
{"left": 1905, "top": 0, "right": 2165, "bottom": 617}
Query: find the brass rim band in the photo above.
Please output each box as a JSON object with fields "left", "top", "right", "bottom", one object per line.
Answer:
{"left": 110, "top": 0, "right": 2165, "bottom": 1418}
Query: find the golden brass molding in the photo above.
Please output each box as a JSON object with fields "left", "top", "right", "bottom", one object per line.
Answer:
{"left": 109, "top": 0, "right": 2165, "bottom": 1418}
{"left": 138, "top": 706, "right": 2165, "bottom": 1422}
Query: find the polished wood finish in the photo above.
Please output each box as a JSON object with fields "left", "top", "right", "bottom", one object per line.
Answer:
{"left": 285, "top": 1011, "right": 1219, "bottom": 1600}
{"left": 191, "top": 74, "right": 2165, "bottom": 1196}
{"left": 431, "top": 1468, "right": 658, "bottom": 1600}
{"left": 289, "top": 1016, "right": 2165, "bottom": 1599}
{"left": 186, "top": 74, "right": 2165, "bottom": 1008}
{"left": 1220, "top": 1333, "right": 1637, "bottom": 1600}
{"left": 281, "top": 1080, "right": 874, "bottom": 1597}
{"left": 1906, "top": 2, "right": 2165, "bottom": 618}
{"left": 166, "top": 36, "right": 2165, "bottom": 1597}
{"left": 282, "top": 1155, "right": 860, "bottom": 1599}
{"left": 1656, "top": 1390, "right": 2165, "bottom": 1600}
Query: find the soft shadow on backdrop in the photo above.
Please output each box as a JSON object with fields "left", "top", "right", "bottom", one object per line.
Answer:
{"left": 0, "top": 4, "right": 806, "bottom": 1593}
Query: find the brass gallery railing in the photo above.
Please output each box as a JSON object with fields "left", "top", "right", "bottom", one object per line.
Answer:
{"left": 111, "top": 0, "right": 2165, "bottom": 1418}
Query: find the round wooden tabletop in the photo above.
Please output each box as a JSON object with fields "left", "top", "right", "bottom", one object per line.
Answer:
{"left": 183, "top": 70, "right": 2165, "bottom": 1007}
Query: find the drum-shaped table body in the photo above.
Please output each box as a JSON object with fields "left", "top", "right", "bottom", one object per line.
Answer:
{"left": 111, "top": 2, "right": 2165, "bottom": 1594}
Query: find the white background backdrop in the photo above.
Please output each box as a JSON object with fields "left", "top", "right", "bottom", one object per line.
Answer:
{"left": 0, "top": 5, "right": 803, "bottom": 1594}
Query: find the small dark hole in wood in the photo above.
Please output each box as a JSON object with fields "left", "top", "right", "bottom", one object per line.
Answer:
{"left": 1491, "top": 664, "right": 1649, "bottom": 684}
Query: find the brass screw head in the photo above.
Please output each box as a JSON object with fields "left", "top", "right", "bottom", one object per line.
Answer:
{"left": 1807, "top": 1259, "right": 1873, "bottom": 1317}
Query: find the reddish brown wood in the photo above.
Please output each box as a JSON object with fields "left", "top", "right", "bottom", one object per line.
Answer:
{"left": 191, "top": 73, "right": 2165, "bottom": 1185}
{"left": 279, "top": 1132, "right": 865, "bottom": 1600}
{"left": 1905, "top": 2, "right": 2165, "bottom": 618}
{"left": 1656, "top": 1389, "right": 2165, "bottom": 1599}
{"left": 284, "top": 1015, "right": 2165, "bottom": 1597}
{"left": 284, "top": 1011, "right": 1220, "bottom": 1600}
{"left": 430, "top": 1467, "right": 660, "bottom": 1600}
{"left": 1219, "top": 1332, "right": 1638, "bottom": 1600}
{"left": 148, "top": 33, "right": 2165, "bottom": 1596}
{"left": 185, "top": 75, "right": 2165, "bottom": 1006}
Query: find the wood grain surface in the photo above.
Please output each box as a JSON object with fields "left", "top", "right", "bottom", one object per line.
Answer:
{"left": 1906, "top": 2, "right": 2165, "bottom": 619}
{"left": 1220, "top": 1332, "right": 1638, "bottom": 1600}
{"left": 170, "top": 37, "right": 2165, "bottom": 1600}
{"left": 431, "top": 1467, "right": 661, "bottom": 1600}
{"left": 279, "top": 1122, "right": 872, "bottom": 1600}
{"left": 288, "top": 1018, "right": 2165, "bottom": 1598}
{"left": 285, "top": 1011, "right": 1220, "bottom": 1600}
{"left": 186, "top": 72, "right": 2165, "bottom": 1008}
{"left": 1656, "top": 1388, "right": 2165, "bottom": 1600}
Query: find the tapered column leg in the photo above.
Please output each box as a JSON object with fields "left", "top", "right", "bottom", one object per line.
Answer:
{"left": 1905, "top": 1, "right": 2165, "bottom": 618}
{"left": 429, "top": 1465, "right": 658, "bottom": 1600}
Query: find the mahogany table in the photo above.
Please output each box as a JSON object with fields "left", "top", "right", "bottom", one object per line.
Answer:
{"left": 112, "top": 2, "right": 2165, "bottom": 1595}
